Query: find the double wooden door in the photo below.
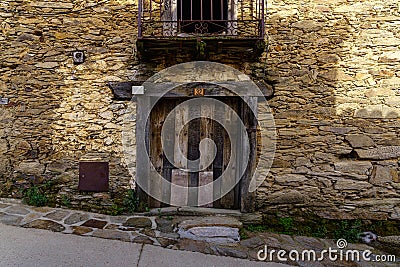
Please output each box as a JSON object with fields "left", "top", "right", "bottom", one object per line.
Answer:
{"left": 147, "top": 97, "right": 242, "bottom": 209}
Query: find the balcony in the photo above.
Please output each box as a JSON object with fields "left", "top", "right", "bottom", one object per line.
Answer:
{"left": 137, "top": 0, "right": 266, "bottom": 64}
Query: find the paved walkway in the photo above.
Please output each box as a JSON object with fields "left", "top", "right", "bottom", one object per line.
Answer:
{"left": 0, "top": 198, "right": 398, "bottom": 266}
{"left": 0, "top": 224, "right": 287, "bottom": 267}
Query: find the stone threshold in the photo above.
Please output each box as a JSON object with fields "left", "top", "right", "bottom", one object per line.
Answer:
{"left": 147, "top": 206, "right": 263, "bottom": 224}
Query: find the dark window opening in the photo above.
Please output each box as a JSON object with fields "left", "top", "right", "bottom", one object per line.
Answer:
{"left": 178, "top": 0, "right": 229, "bottom": 34}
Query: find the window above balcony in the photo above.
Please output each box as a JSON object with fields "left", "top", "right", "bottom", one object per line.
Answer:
{"left": 138, "top": 0, "right": 266, "bottom": 39}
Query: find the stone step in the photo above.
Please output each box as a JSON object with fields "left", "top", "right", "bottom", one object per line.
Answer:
{"left": 149, "top": 207, "right": 263, "bottom": 225}
{"left": 179, "top": 216, "right": 242, "bottom": 229}
{"left": 177, "top": 216, "right": 242, "bottom": 244}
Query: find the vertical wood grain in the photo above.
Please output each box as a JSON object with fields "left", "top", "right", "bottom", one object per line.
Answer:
{"left": 187, "top": 103, "right": 200, "bottom": 206}
{"left": 149, "top": 98, "right": 164, "bottom": 207}
{"left": 161, "top": 99, "right": 176, "bottom": 207}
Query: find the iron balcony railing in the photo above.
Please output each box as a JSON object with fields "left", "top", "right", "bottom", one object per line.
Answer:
{"left": 138, "top": 0, "right": 266, "bottom": 39}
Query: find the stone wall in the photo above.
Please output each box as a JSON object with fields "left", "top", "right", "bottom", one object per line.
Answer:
{"left": 258, "top": 0, "right": 400, "bottom": 220}
{"left": 0, "top": 0, "right": 139, "bottom": 211}
{"left": 0, "top": 0, "right": 399, "bottom": 218}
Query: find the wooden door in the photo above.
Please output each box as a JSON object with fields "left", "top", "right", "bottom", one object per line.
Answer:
{"left": 148, "top": 97, "right": 242, "bottom": 209}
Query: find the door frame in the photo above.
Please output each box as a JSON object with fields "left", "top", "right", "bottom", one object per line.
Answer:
{"left": 135, "top": 62, "right": 267, "bottom": 212}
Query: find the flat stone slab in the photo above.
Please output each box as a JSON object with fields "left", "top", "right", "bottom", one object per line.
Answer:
{"left": 30, "top": 2, "right": 74, "bottom": 9}
{"left": 64, "top": 213, "right": 90, "bottom": 225}
{"left": 239, "top": 236, "right": 265, "bottom": 248}
{"left": 355, "top": 146, "right": 400, "bottom": 160}
{"left": 156, "top": 218, "right": 175, "bottom": 233}
{"left": 258, "top": 233, "right": 281, "bottom": 248}
{"left": 334, "top": 161, "right": 372, "bottom": 177}
{"left": 81, "top": 219, "right": 107, "bottom": 229}
{"left": 105, "top": 224, "right": 119, "bottom": 230}
{"left": 177, "top": 207, "right": 242, "bottom": 216}
{"left": 187, "top": 226, "right": 239, "bottom": 238}
{"left": 31, "top": 206, "right": 53, "bottom": 213}
{"left": 0, "top": 204, "right": 10, "bottom": 209}
{"left": 92, "top": 229, "right": 131, "bottom": 242}
{"left": 178, "top": 216, "right": 242, "bottom": 230}
{"left": 178, "top": 226, "right": 240, "bottom": 243}
{"left": 149, "top": 207, "right": 178, "bottom": 216}
{"left": 133, "top": 235, "right": 154, "bottom": 244}
{"left": 345, "top": 134, "right": 375, "bottom": 148}
{"left": 140, "top": 228, "right": 156, "bottom": 238}
{"left": 173, "top": 239, "right": 212, "bottom": 254}
{"left": 267, "top": 233, "right": 298, "bottom": 251}
{"left": 71, "top": 226, "right": 92, "bottom": 235}
{"left": 5, "top": 205, "right": 30, "bottom": 215}
{"left": 21, "top": 213, "right": 42, "bottom": 224}
{"left": 123, "top": 217, "right": 152, "bottom": 228}
{"left": 0, "top": 212, "right": 23, "bottom": 225}
{"left": 334, "top": 179, "right": 372, "bottom": 190}
{"left": 23, "top": 219, "right": 65, "bottom": 232}
{"left": 157, "top": 237, "right": 178, "bottom": 247}
{"left": 109, "top": 215, "right": 128, "bottom": 224}
{"left": 238, "top": 213, "right": 263, "bottom": 225}
{"left": 45, "top": 210, "right": 70, "bottom": 221}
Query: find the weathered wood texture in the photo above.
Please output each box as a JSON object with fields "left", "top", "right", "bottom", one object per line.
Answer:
{"left": 240, "top": 96, "right": 258, "bottom": 212}
{"left": 161, "top": 100, "right": 176, "bottom": 207}
{"left": 135, "top": 96, "right": 151, "bottom": 205}
{"left": 143, "top": 96, "right": 255, "bottom": 209}
{"left": 187, "top": 106, "right": 201, "bottom": 206}
{"left": 149, "top": 99, "right": 163, "bottom": 207}
{"left": 109, "top": 81, "right": 274, "bottom": 100}
{"left": 137, "top": 38, "right": 265, "bottom": 66}
{"left": 221, "top": 98, "right": 239, "bottom": 209}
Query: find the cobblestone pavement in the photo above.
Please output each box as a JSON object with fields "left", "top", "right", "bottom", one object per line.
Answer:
{"left": 0, "top": 198, "right": 398, "bottom": 266}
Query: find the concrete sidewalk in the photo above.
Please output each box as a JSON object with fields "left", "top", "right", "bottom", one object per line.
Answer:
{"left": 0, "top": 223, "right": 288, "bottom": 267}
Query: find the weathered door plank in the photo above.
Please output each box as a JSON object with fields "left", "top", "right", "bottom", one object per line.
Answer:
{"left": 171, "top": 169, "right": 188, "bottom": 206}
{"left": 198, "top": 171, "right": 213, "bottom": 207}
{"left": 212, "top": 101, "right": 225, "bottom": 208}
{"left": 171, "top": 101, "right": 189, "bottom": 206}
{"left": 240, "top": 96, "right": 258, "bottom": 212}
{"left": 149, "top": 98, "right": 164, "bottom": 208}
{"left": 187, "top": 103, "right": 201, "bottom": 206}
{"left": 220, "top": 98, "right": 238, "bottom": 209}
{"left": 199, "top": 101, "right": 215, "bottom": 207}
{"left": 161, "top": 99, "right": 176, "bottom": 207}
